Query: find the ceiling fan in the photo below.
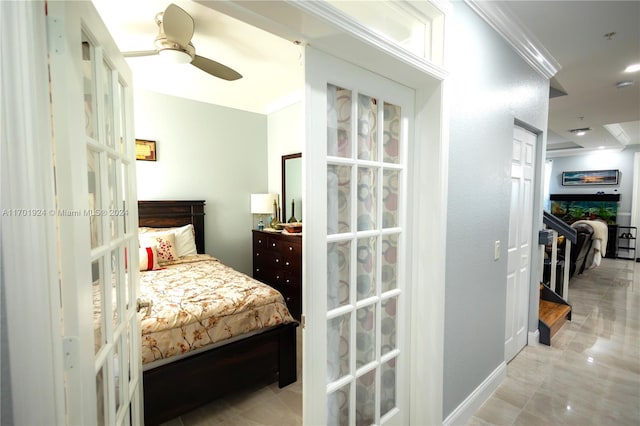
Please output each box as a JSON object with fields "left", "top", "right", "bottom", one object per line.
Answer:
{"left": 123, "top": 3, "right": 242, "bottom": 81}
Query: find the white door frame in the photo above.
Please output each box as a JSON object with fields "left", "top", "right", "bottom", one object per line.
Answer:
{"left": 0, "top": 1, "right": 65, "bottom": 424}
{"left": 202, "top": 2, "right": 450, "bottom": 424}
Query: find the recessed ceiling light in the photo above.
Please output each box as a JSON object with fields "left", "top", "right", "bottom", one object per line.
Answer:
{"left": 598, "top": 146, "right": 605, "bottom": 149}
{"left": 569, "top": 127, "right": 591, "bottom": 136}
{"left": 624, "top": 63, "right": 640, "bottom": 73}
{"left": 616, "top": 80, "right": 635, "bottom": 88}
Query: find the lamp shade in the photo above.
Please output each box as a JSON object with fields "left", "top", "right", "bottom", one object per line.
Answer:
{"left": 251, "top": 193, "right": 278, "bottom": 215}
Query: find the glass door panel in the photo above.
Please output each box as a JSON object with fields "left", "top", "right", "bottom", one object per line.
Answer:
{"left": 325, "top": 82, "right": 406, "bottom": 424}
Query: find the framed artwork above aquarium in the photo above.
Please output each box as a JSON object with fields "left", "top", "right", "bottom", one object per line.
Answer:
{"left": 561, "top": 169, "right": 619, "bottom": 186}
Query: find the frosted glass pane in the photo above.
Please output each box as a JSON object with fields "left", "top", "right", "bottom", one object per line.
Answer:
{"left": 93, "top": 258, "right": 105, "bottom": 354}
{"left": 96, "top": 367, "right": 106, "bottom": 426}
{"left": 88, "top": 149, "right": 102, "bottom": 248}
{"left": 382, "top": 169, "right": 399, "bottom": 228}
{"left": 381, "top": 297, "right": 397, "bottom": 355}
{"left": 121, "top": 163, "right": 129, "bottom": 234}
{"left": 327, "top": 383, "right": 350, "bottom": 426}
{"left": 102, "top": 60, "right": 115, "bottom": 148}
{"left": 327, "top": 84, "right": 352, "bottom": 158}
{"left": 381, "top": 234, "right": 398, "bottom": 292}
{"left": 327, "top": 314, "right": 350, "bottom": 383}
{"left": 107, "top": 157, "right": 118, "bottom": 240}
{"left": 383, "top": 102, "right": 401, "bottom": 163}
{"left": 356, "top": 369, "right": 376, "bottom": 426}
{"left": 356, "top": 304, "right": 375, "bottom": 367}
{"left": 114, "top": 339, "right": 123, "bottom": 412}
{"left": 328, "top": 241, "right": 351, "bottom": 310}
{"left": 118, "top": 82, "right": 127, "bottom": 155}
{"left": 358, "top": 94, "right": 378, "bottom": 161}
{"left": 356, "top": 237, "right": 376, "bottom": 301}
{"left": 381, "top": 358, "right": 397, "bottom": 417}
{"left": 111, "top": 250, "right": 120, "bottom": 328}
{"left": 328, "top": 164, "right": 352, "bottom": 234}
{"left": 82, "top": 34, "right": 96, "bottom": 139}
{"left": 357, "top": 167, "right": 377, "bottom": 231}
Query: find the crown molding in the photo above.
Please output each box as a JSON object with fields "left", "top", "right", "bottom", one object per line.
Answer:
{"left": 464, "top": 0, "right": 560, "bottom": 79}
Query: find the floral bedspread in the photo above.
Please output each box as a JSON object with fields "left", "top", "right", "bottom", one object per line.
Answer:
{"left": 138, "top": 254, "right": 294, "bottom": 364}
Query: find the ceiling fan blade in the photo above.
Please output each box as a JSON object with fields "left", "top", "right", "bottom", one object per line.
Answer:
{"left": 122, "top": 50, "right": 159, "bottom": 58}
{"left": 162, "top": 4, "right": 194, "bottom": 46}
{"left": 191, "top": 55, "right": 242, "bottom": 81}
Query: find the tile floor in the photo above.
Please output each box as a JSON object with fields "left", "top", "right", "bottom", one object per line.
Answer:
{"left": 468, "top": 257, "right": 640, "bottom": 426}
{"left": 162, "top": 258, "right": 639, "bottom": 426}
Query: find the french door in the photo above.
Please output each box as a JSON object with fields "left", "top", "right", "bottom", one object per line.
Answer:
{"left": 47, "top": 2, "right": 142, "bottom": 424}
{"left": 304, "top": 46, "right": 414, "bottom": 425}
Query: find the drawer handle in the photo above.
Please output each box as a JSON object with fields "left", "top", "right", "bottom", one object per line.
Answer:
{"left": 285, "top": 261, "right": 290, "bottom": 266}
{"left": 276, "top": 275, "right": 280, "bottom": 279}
{"left": 286, "top": 279, "right": 290, "bottom": 283}
{"left": 256, "top": 268, "right": 260, "bottom": 272}
{"left": 275, "top": 259, "right": 279, "bottom": 263}
{"left": 272, "top": 243, "right": 276, "bottom": 247}
{"left": 256, "top": 253, "right": 260, "bottom": 257}
{"left": 258, "top": 239, "right": 262, "bottom": 243}
{"left": 289, "top": 247, "right": 293, "bottom": 251}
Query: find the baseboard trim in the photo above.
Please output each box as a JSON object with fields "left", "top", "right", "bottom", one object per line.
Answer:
{"left": 528, "top": 330, "right": 540, "bottom": 346}
{"left": 442, "top": 361, "right": 507, "bottom": 426}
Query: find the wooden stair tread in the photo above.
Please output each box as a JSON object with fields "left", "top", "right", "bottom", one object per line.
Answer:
{"left": 539, "top": 300, "right": 571, "bottom": 324}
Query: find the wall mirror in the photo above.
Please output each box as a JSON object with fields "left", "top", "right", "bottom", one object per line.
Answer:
{"left": 282, "top": 153, "right": 302, "bottom": 222}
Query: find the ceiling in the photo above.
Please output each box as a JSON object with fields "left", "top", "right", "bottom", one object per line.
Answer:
{"left": 91, "top": 0, "right": 304, "bottom": 114}
{"left": 499, "top": 1, "right": 640, "bottom": 155}
{"left": 93, "top": 1, "right": 639, "bottom": 153}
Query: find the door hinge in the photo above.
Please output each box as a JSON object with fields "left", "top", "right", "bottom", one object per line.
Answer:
{"left": 63, "top": 336, "right": 79, "bottom": 371}
{"left": 46, "top": 15, "right": 65, "bottom": 55}
{"left": 301, "top": 315, "right": 306, "bottom": 329}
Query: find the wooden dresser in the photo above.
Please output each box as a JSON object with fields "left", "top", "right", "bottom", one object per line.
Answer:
{"left": 252, "top": 230, "right": 302, "bottom": 319}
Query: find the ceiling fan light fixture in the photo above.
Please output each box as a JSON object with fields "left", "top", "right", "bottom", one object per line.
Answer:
{"left": 615, "top": 80, "right": 634, "bottom": 89}
{"left": 158, "top": 48, "right": 192, "bottom": 64}
{"left": 569, "top": 127, "right": 591, "bottom": 136}
{"left": 624, "top": 63, "right": 640, "bottom": 73}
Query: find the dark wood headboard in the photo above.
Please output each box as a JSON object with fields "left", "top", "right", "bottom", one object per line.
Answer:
{"left": 138, "top": 200, "right": 206, "bottom": 254}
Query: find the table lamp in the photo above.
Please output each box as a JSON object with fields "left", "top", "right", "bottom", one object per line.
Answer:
{"left": 251, "top": 193, "right": 278, "bottom": 230}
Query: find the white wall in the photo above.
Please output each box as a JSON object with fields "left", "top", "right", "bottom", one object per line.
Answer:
{"left": 443, "top": 2, "right": 550, "bottom": 418}
{"left": 548, "top": 146, "right": 640, "bottom": 226}
{"left": 267, "top": 100, "right": 303, "bottom": 211}
{"left": 134, "top": 89, "right": 268, "bottom": 274}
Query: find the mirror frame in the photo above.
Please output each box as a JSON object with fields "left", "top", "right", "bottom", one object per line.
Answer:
{"left": 281, "top": 152, "right": 302, "bottom": 222}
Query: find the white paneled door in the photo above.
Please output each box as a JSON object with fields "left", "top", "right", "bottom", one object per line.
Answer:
{"left": 304, "top": 47, "right": 414, "bottom": 425}
{"left": 505, "top": 126, "right": 536, "bottom": 362}
{"left": 47, "top": 2, "right": 142, "bottom": 424}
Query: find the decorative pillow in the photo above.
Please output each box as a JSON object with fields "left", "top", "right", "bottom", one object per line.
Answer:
{"left": 139, "top": 246, "right": 160, "bottom": 271}
{"left": 139, "top": 233, "right": 178, "bottom": 263}
{"left": 138, "top": 224, "right": 197, "bottom": 257}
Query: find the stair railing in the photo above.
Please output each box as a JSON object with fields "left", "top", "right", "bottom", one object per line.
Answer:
{"left": 542, "top": 211, "right": 577, "bottom": 299}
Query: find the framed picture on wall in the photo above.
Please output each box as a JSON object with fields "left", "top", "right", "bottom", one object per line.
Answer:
{"left": 561, "top": 169, "right": 619, "bottom": 186}
{"left": 135, "top": 139, "right": 157, "bottom": 161}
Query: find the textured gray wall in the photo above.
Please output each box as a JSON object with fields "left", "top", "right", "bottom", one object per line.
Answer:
{"left": 443, "top": 2, "right": 550, "bottom": 417}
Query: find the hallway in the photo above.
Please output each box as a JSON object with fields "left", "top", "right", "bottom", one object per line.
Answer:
{"left": 468, "top": 257, "right": 640, "bottom": 425}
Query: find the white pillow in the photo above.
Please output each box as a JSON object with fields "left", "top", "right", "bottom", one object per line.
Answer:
{"left": 139, "top": 246, "right": 160, "bottom": 271}
{"left": 139, "top": 224, "right": 198, "bottom": 257}
{"left": 139, "top": 233, "right": 179, "bottom": 263}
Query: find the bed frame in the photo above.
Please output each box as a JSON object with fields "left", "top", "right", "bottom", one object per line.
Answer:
{"left": 138, "top": 200, "right": 298, "bottom": 425}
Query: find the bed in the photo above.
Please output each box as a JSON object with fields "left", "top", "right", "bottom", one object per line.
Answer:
{"left": 137, "top": 200, "right": 298, "bottom": 425}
